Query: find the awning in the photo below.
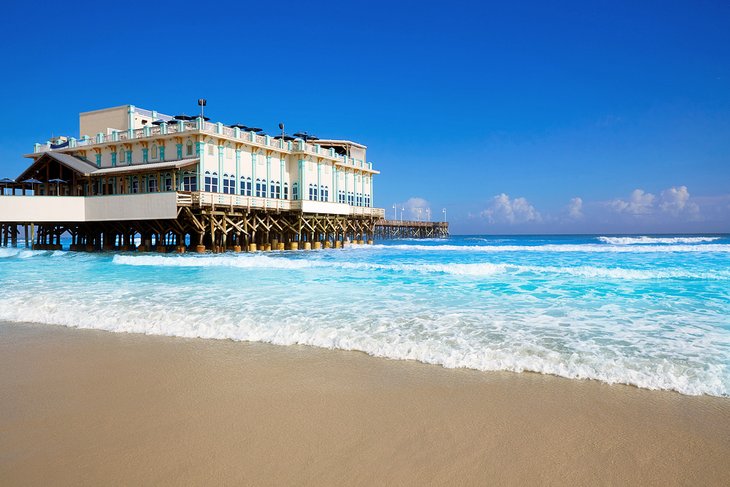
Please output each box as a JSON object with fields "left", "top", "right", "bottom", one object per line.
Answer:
{"left": 91, "top": 158, "right": 199, "bottom": 177}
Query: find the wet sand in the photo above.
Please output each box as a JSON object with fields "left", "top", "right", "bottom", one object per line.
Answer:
{"left": 1, "top": 321, "right": 729, "bottom": 486}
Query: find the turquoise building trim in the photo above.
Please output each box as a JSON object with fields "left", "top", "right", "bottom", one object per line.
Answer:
{"left": 111, "top": 152, "right": 117, "bottom": 167}
{"left": 142, "top": 148, "right": 149, "bottom": 163}
{"left": 176, "top": 143, "right": 183, "bottom": 160}
{"left": 95, "top": 153, "right": 101, "bottom": 168}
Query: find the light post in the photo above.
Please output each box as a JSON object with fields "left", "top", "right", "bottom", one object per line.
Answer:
{"left": 400, "top": 207, "right": 404, "bottom": 222}
{"left": 416, "top": 208, "right": 422, "bottom": 222}
{"left": 426, "top": 208, "right": 431, "bottom": 222}
{"left": 197, "top": 98, "right": 207, "bottom": 119}
{"left": 442, "top": 208, "right": 446, "bottom": 222}
{"left": 392, "top": 204, "right": 397, "bottom": 220}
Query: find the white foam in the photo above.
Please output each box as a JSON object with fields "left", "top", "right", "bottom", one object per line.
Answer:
{"left": 112, "top": 254, "right": 730, "bottom": 280}
{"left": 597, "top": 236, "right": 721, "bottom": 245}
{"left": 369, "top": 243, "right": 730, "bottom": 253}
{"left": 0, "top": 287, "right": 726, "bottom": 397}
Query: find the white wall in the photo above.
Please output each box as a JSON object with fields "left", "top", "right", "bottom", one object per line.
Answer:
{"left": 0, "top": 193, "right": 178, "bottom": 222}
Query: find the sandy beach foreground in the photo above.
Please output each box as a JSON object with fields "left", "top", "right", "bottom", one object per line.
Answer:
{"left": 1, "top": 322, "right": 729, "bottom": 486}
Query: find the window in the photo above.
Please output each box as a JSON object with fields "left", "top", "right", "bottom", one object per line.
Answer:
{"left": 241, "top": 176, "right": 252, "bottom": 196}
{"left": 321, "top": 185, "right": 328, "bottom": 202}
{"left": 211, "top": 172, "right": 219, "bottom": 193}
{"left": 365, "top": 195, "right": 371, "bottom": 207}
{"left": 271, "top": 180, "right": 280, "bottom": 199}
{"left": 207, "top": 144, "right": 214, "bottom": 156}
{"left": 255, "top": 178, "right": 262, "bottom": 197}
{"left": 309, "top": 184, "right": 318, "bottom": 201}
{"left": 223, "top": 174, "right": 234, "bottom": 194}
{"left": 183, "top": 173, "right": 197, "bottom": 191}
{"left": 119, "top": 150, "right": 126, "bottom": 164}
{"left": 186, "top": 140, "right": 193, "bottom": 156}
{"left": 148, "top": 177, "right": 158, "bottom": 193}
{"left": 261, "top": 179, "right": 267, "bottom": 198}
{"left": 131, "top": 177, "right": 139, "bottom": 194}
{"left": 348, "top": 192, "right": 354, "bottom": 205}
{"left": 283, "top": 182, "right": 289, "bottom": 200}
{"left": 292, "top": 182, "right": 298, "bottom": 200}
{"left": 205, "top": 171, "right": 212, "bottom": 192}
{"left": 151, "top": 144, "right": 158, "bottom": 160}
{"left": 164, "top": 173, "right": 173, "bottom": 191}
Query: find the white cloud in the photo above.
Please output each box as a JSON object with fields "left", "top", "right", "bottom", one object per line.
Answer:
{"left": 659, "top": 186, "right": 699, "bottom": 216}
{"left": 567, "top": 197, "right": 583, "bottom": 220}
{"left": 481, "top": 193, "right": 541, "bottom": 224}
{"left": 609, "top": 186, "right": 700, "bottom": 219}
{"left": 396, "top": 197, "right": 432, "bottom": 221}
{"left": 610, "top": 189, "right": 655, "bottom": 215}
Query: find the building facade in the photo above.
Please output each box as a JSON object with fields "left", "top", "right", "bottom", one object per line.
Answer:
{"left": 0, "top": 105, "right": 385, "bottom": 252}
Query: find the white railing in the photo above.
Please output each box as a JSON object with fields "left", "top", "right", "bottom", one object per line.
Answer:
{"left": 33, "top": 124, "right": 363, "bottom": 166}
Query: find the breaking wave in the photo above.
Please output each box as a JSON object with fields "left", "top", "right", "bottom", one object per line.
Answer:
{"left": 111, "top": 254, "right": 730, "bottom": 280}
{"left": 597, "top": 236, "right": 721, "bottom": 245}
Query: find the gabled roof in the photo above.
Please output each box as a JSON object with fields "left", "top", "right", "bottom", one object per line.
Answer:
{"left": 17, "top": 152, "right": 98, "bottom": 180}
{"left": 17, "top": 152, "right": 198, "bottom": 180}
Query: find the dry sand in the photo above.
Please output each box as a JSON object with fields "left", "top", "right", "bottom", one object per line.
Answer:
{"left": 1, "top": 321, "right": 729, "bottom": 486}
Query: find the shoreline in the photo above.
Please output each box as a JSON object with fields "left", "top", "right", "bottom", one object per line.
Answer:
{"left": 1, "top": 321, "right": 729, "bottom": 485}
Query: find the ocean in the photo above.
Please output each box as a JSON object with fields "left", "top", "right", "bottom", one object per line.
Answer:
{"left": 1, "top": 234, "right": 729, "bottom": 396}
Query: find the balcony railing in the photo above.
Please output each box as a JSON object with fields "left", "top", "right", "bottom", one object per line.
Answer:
{"left": 33, "top": 123, "right": 373, "bottom": 169}
{"left": 184, "top": 191, "right": 383, "bottom": 217}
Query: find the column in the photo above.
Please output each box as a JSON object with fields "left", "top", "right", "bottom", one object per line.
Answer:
{"left": 235, "top": 149, "right": 241, "bottom": 194}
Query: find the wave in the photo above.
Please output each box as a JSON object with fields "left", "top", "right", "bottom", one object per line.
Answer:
{"left": 112, "top": 254, "right": 730, "bottom": 280}
{"left": 597, "top": 236, "right": 721, "bottom": 245}
{"left": 0, "top": 290, "right": 726, "bottom": 397}
{"left": 370, "top": 243, "right": 730, "bottom": 253}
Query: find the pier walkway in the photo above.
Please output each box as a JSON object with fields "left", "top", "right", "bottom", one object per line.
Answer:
{"left": 374, "top": 219, "right": 449, "bottom": 239}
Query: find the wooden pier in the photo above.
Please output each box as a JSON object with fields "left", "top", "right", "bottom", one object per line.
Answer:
{"left": 0, "top": 192, "right": 385, "bottom": 252}
{"left": 373, "top": 219, "right": 449, "bottom": 239}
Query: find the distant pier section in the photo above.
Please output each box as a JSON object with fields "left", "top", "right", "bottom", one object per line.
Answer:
{"left": 374, "top": 219, "right": 449, "bottom": 239}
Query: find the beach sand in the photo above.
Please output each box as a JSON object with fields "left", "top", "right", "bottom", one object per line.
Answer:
{"left": 1, "top": 321, "right": 729, "bottom": 486}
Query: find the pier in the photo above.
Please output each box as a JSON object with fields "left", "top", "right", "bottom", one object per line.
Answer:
{"left": 374, "top": 219, "right": 449, "bottom": 239}
{"left": 0, "top": 103, "right": 448, "bottom": 252}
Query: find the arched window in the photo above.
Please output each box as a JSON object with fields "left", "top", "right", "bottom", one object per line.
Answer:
{"left": 151, "top": 144, "right": 158, "bottom": 160}
{"left": 272, "top": 180, "right": 280, "bottom": 199}
{"left": 292, "top": 182, "right": 298, "bottom": 200}
{"left": 321, "top": 185, "right": 328, "bottom": 202}
{"left": 211, "top": 172, "right": 219, "bottom": 193}
{"left": 223, "top": 174, "right": 230, "bottom": 194}
{"left": 131, "top": 176, "right": 139, "bottom": 194}
{"left": 183, "top": 172, "right": 196, "bottom": 191}
{"left": 255, "top": 178, "right": 262, "bottom": 197}
{"left": 185, "top": 140, "right": 193, "bottom": 156}
{"left": 119, "top": 150, "right": 126, "bottom": 164}
{"left": 148, "top": 176, "right": 158, "bottom": 193}
{"left": 164, "top": 173, "right": 173, "bottom": 192}
{"left": 204, "top": 171, "right": 212, "bottom": 192}
{"left": 246, "top": 177, "right": 252, "bottom": 196}
{"left": 261, "top": 179, "right": 268, "bottom": 198}
{"left": 283, "top": 182, "right": 289, "bottom": 200}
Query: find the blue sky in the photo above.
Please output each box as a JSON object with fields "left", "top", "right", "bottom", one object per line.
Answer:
{"left": 1, "top": 0, "right": 728, "bottom": 234}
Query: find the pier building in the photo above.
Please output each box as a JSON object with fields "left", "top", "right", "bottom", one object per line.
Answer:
{"left": 0, "top": 104, "right": 391, "bottom": 251}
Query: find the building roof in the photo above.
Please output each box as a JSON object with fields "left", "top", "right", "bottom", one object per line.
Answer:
{"left": 92, "top": 159, "right": 199, "bottom": 176}
{"left": 18, "top": 152, "right": 198, "bottom": 180}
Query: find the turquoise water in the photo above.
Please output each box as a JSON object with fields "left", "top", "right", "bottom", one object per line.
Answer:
{"left": 1, "top": 234, "right": 729, "bottom": 396}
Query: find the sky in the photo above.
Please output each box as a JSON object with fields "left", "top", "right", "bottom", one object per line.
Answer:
{"left": 0, "top": 0, "right": 728, "bottom": 234}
